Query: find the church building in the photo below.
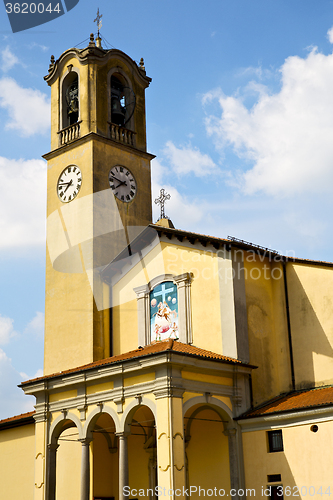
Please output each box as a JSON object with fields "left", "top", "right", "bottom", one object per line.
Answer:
{"left": 1, "top": 31, "right": 333, "bottom": 500}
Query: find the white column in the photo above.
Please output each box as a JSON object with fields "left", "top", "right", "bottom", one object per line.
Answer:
{"left": 46, "top": 443, "right": 58, "bottom": 500}
{"left": 173, "top": 273, "right": 193, "bottom": 344}
{"left": 80, "top": 438, "right": 92, "bottom": 500}
{"left": 224, "top": 425, "right": 242, "bottom": 500}
{"left": 117, "top": 432, "right": 130, "bottom": 500}
{"left": 134, "top": 284, "right": 150, "bottom": 346}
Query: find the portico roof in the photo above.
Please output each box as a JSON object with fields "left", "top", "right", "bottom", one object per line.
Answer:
{"left": 20, "top": 339, "right": 255, "bottom": 387}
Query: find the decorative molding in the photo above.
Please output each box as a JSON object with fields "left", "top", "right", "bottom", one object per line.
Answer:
{"left": 134, "top": 272, "right": 194, "bottom": 347}
{"left": 238, "top": 405, "right": 333, "bottom": 433}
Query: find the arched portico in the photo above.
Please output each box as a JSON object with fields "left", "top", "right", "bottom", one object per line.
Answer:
{"left": 46, "top": 413, "right": 83, "bottom": 500}
{"left": 183, "top": 397, "right": 244, "bottom": 500}
{"left": 119, "top": 400, "right": 157, "bottom": 500}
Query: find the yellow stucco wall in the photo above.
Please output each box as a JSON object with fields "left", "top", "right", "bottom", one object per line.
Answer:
{"left": 186, "top": 408, "right": 230, "bottom": 498}
{"left": 56, "top": 427, "right": 81, "bottom": 500}
{"left": 0, "top": 423, "right": 35, "bottom": 499}
{"left": 242, "top": 420, "right": 333, "bottom": 496}
{"left": 244, "top": 256, "right": 292, "bottom": 405}
{"left": 287, "top": 263, "right": 333, "bottom": 388}
{"left": 112, "top": 241, "right": 224, "bottom": 355}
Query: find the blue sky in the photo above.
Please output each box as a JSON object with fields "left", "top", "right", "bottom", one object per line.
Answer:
{"left": 1, "top": 0, "right": 333, "bottom": 418}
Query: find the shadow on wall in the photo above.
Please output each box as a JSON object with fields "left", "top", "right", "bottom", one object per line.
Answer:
{"left": 243, "top": 421, "right": 333, "bottom": 496}
{"left": 287, "top": 264, "right": 333, "bottom": 390}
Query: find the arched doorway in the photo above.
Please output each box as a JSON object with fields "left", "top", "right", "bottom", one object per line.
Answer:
{"left": 47, "top": 415, "right": 83, "bottom": 500}
{"left": 184, "top": 404, "right": 231, "bottom": 497}
{"left": 128, "top": 406, "right": 157, "bottom": 497}
{"left": 91, "top": 412, "right": 118, "bottom": 499}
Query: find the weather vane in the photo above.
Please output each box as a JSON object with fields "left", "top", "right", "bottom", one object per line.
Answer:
{"left": 94, "top": 8, "right": 102, "bottom": 37}
{"left": 155, "top": 188, "right": 171, "bottom": 220}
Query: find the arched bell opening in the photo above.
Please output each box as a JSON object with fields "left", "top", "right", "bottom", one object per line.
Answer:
{"left": 127, "top": 405, "right": 157, "bottom": 500}
{"left": 110, "top": 73, "right": 136, "bottom": 130}
{"left": 61, "top": 70, "right": 79, "bottom": 129}
{"left": 91, "top": 412, "right": 119, "bottom": 500}
{"left": 184, "top": 404, "right": 231, "bottom": 498}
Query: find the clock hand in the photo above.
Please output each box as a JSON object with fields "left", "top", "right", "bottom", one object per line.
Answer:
{"left": 111, "top": 174, "right": 125, "bottom": 184}
{"left": 64, "top": 180, "right": 73, "bottom": 193}
{"left": 114, "top": 181, "right": 127, "bottom": 189}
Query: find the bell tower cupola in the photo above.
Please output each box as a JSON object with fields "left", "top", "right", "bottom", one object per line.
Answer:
{"left": 43, "top": 34, "right": 154, "bottom": 375}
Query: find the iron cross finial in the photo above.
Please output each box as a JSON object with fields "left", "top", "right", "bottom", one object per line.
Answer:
{"left": 94, "top": 8, "right": 103, "bottom": 36}
{"left": 155, "top": 188, "right": 171, "bottom": 220}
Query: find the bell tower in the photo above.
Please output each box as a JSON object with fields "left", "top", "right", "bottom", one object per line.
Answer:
{"left": 43, "top": 34, "right": 154, "bottom": 375}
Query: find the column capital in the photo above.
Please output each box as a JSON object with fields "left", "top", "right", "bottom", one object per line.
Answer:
{"left": 133, "top": 284, "right": 149, "bottom": 297}
{"left": 115, "top": 431, "right": 130, "bottom": 438}
{"left": 78, "top": 437, "right": 93, "bottom": 446}
{"left": 173, "top": 272, "right": 193, "bottom": 286}
{"left": 47, "top": 443, "right": 59, "bottom": 451}
{"left": 224, "top": 422, "right": 238, "bottom": 437}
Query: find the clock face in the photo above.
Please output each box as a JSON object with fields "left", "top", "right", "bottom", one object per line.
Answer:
{"left": 57, "top": 165, "right": 82, "bottom": 203}
{"left": 108, "top": 165, "right": 137, "bottom": 203}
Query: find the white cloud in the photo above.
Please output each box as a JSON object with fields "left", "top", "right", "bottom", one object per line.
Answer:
{"left": 0, "top": 348, "right": 34, "bottom": 420}
{"left": 152, "top": 158, "right": 204, "bottom": 228}
{"left": 162, "top": 141, "right": 218, "bottom": 177}
{"left": 27, "top": 42, "right": 49, "bottom": 52}
{"left": 1, "top": 46, "right": 19, "bottom": 72}
{"left": 24, "top": 312, "right": 44, "bottom": 339}
{"left": 0, "top": 77, "right": 50, "bottom": 136}
{"left": 0, "top": 157, "right": 46, "bottom": 249}
{"left": 204, "top": 48, "right": 333, "bottom": 196}
{"left": 327, "top": 27, "right": 333, "bottom": 44}
{"left": 0, "top": 315, "right": 17, "bottom": 345}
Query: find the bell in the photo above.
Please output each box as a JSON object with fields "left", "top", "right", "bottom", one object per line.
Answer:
{"left": 111, "top": 96, "right": 126, "bottom": 126}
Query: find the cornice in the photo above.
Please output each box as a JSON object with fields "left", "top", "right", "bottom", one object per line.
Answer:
{"left": 237, "top": 405, "right": 333, "bottom": 432}
{"left": 45, "top": 47, "right": 151, "bottom": 87}
{"left": 22, "top": 351, "right": 250, "bottom": 422}
{"left": 42, "top": 131, "right": 155, "bottom": 161}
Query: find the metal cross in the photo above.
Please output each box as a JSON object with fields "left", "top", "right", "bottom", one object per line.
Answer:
{"left": 94, "top": 8, "right": 103, "bottom": 36}
{"left": 154, "top": 188, "right": 171, "bottom": 220}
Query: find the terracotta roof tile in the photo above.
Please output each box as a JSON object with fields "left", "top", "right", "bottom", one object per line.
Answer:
{"left": 0, "top": 411, "right": 35, "bottom": 428}
{"left": 21, "top": 340, "right": 254, "bottom": 386}
{"left": 239, "top": 386, "right": 333, "bottom": 419}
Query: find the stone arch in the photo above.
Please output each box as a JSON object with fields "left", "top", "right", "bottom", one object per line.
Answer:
{"left": 183, "top": 396, "right": 244, "bottom": 499}
{"left": 183, "top": 395, "right": 233, "bottom": 421}
{"left": 49, "top": 411, "right": 83, "bottom": 445}
{"left": 84, "top": 404, "right": 121, "bottom": 439}
{"left": 148, "top": 274, "right": 175, "bottom": 291}
{"left": 120, "top": 397, "right": 157, "bottom": 433}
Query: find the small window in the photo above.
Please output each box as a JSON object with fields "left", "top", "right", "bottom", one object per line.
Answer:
{"left": 268, "top": 474, "right": 282, "bottom": 483}
{"left": 150, "top": 281, "right": 178, "bottom": 342}
{"left": 268, "top": 430, "right": 283, "bottom": 453}
{"left": 270, "top": 485, "right": 283, "bottom": 500}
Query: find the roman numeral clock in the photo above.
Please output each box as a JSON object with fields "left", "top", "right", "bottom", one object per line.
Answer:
{"left": 108, "top": 165, "right": 137, "bottom": 203}
{"left": 57, "top": 165, "right": 82, "bottom": 203}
